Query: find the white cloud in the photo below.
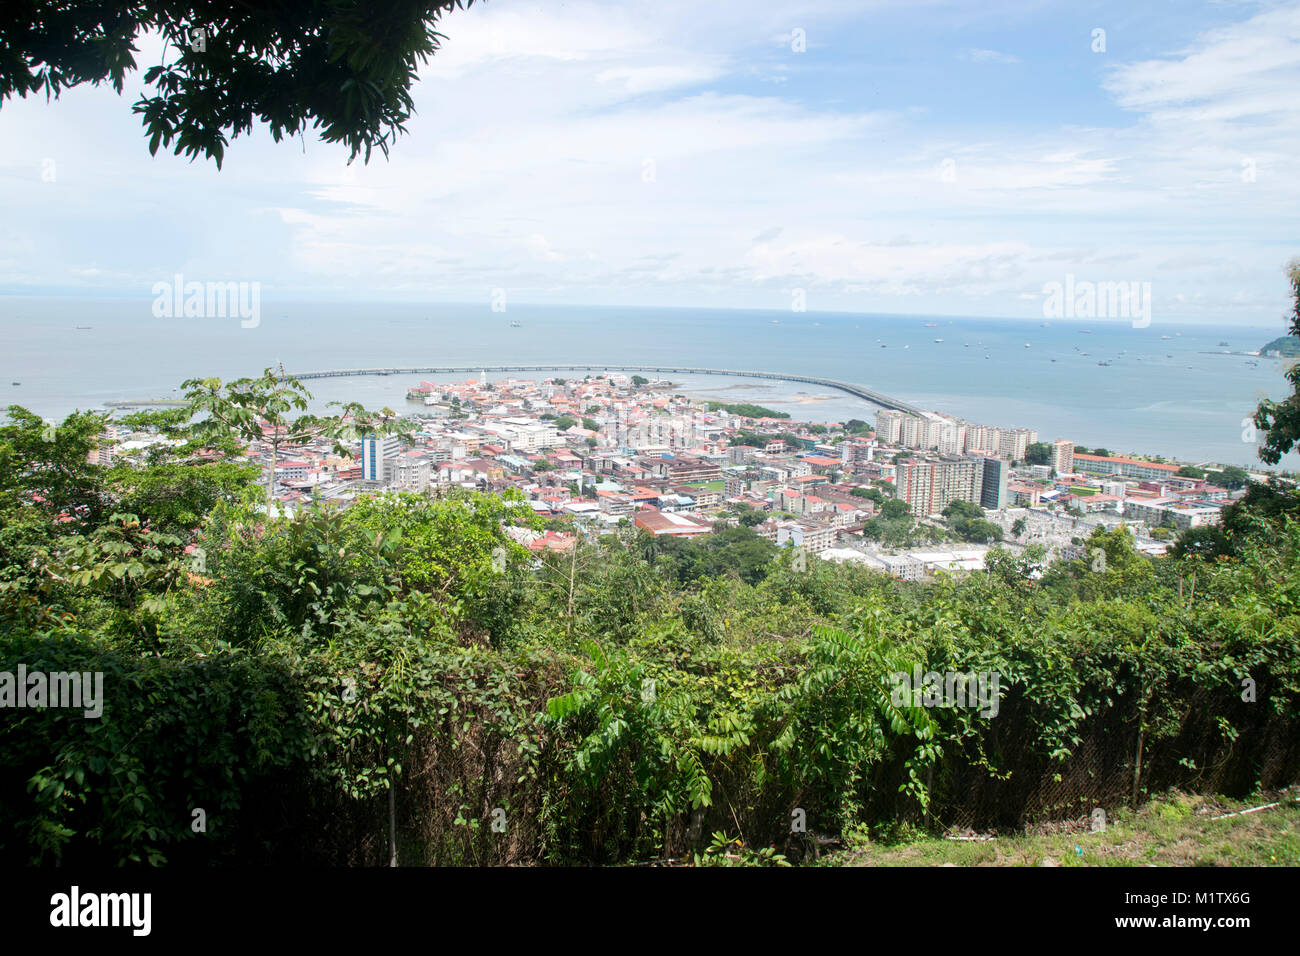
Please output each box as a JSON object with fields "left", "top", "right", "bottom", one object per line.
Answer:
{"left": 966, "top": 48, "right": 1020, "bottom": 64}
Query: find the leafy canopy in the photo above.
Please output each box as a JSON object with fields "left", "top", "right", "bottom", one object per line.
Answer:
{"left": 0, "top": 0, "right": 479, "bottom": 168}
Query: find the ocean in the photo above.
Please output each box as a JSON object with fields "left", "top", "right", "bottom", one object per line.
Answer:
{"left": 1, "top": 295, "right": 1293, "bottom": 468}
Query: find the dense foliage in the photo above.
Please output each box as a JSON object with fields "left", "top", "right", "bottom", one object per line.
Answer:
{"left": 2, "top": 394, "right": 1299, "bottom": 866}
{"left": 0, "top": 0, "right": 478, "bottom": 167}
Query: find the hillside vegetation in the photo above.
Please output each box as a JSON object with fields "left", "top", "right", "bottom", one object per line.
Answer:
{"left": 2, "top": 399, "right": 1299, "bottom": 866}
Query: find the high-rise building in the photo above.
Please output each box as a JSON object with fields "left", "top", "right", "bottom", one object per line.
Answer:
{"left": 996, "top": 428, "right": 1032, "bottom": 463}
{"left": 896, "top": 455, "right": 983, "bottom": 516}
{"left": 1051, "top": 439, "right": 1074, "bottom": 475}
{"left": 964, "top": 424, "right": 998, "bottom": 455}
{"left": 937, "top": 420, "right": 966, "bottom": 456}
{"left": 875, "top": 409, "right": 904, "bottom": 444}
{"left": 361, "top": 435, "right": 402, "bottom": 482}
{"left": 977, "top": 456, "right": 1008, "bottom": 510}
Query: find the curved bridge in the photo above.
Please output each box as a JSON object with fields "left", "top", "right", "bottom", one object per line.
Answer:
{"left": 286, "top": 364, "right": 926, "bottom": 416}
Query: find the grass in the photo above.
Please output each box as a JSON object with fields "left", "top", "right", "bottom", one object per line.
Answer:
{"left": 823, "top": 789, "right": 1300, "bottom": 867}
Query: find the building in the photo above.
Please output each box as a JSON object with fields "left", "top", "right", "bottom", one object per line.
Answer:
{"left": 1074, "top": 453, "right": 1180, "bottom": 481}
{"left": 774, "top": 520, "right": 838, "bottom": 553}
{"left": 880, "top": 553, "right": 925, "bottom": 581}
{"left": 1051, "top": 440, "right": 1074, "bottom": 475}
{"left": 895, "top": 455, "right": 984, "bottom": 517}
{"left": 976, "top": 455, "right": 1009, "bottom": 510}
{"left": 1123, "top": 497, "right": 1222, "bottom": 530}
{"left": 875, "top": 410, "right": 904, "bottom": 444}
{"left": 634, "top": 510, "right": 714, "bottom": 537}
{"left": 361, "top": 435, "right": 403, "bottom": 482}
{"left": 937, "top": 420, "right": 967, "bottom": 457}
{"left": 996, "top": 428, "right": 1033, "bottom": 463}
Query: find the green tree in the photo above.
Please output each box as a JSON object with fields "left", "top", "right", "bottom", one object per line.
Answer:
{"left": 181, "top": 366, "right": 409, "bottom": 509}
{"left": 1024, "top": 443, "right": 1051, "bottom": 466}
{"left": 850, "top": 486, "right": 883, "bottom": 505}
{"left": 552, "top": 416, "right": 577, "bottom": 431}
{"left": 1177, "top": 465, "right": 1206, "bottom": 479}
{"left": 631, "top": 375, "right": 649, "bottom": 387}
{"left": 1, "top": 0, "right": 478, "bottom": 167}
{"left": 0, "top": 406, "right": 110, "bottom": 530}
{"left": 1, "top": 1, "right": 479, "bottom": 168}
{"left": 880, "top": 498, "right": 911, "bottom": 520}
{"left": 941, "top": 500, "right": 984, "bottom": 522}
{"left": 1214, "top": 465, "right": 1250, "bottom": 490}
{"left": 1254, "top": 261, "right": 1300, "bottom": 463}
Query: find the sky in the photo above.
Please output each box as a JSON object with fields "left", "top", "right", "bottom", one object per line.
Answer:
{"left": 1, "top": 0, "right": 1299, "bottom": 326}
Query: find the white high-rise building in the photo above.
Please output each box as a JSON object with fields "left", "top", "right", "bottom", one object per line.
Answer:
{"left": 361, "top": 435, "right": 403, "bottom": 482}
{"left": 1051, "top": 439, "right": 1075, "bottom": 475}
{"left": 875, "top": 410, "right": 904, "bottom": 444}
{"left": 937, "top": 420, "right": 967, "bottom": 456}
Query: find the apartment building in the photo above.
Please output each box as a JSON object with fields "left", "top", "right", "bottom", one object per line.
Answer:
{"left": 895, "top": 455, "right": 984, "bottom": 517}
{"left": 875, "top": 409, "right": 904, "bottom": 444}
{"left": 937, "top": 420, "right": 967, "bottom": 456}
{"left": 964, "top": 424, "right": 1000, "bottom": 455}
{"left": 1123, "top": 497, "right": 1221, "bottom": 529}
{"left": 1074, "top": 454, "right": 1180, "bottom": 481}
{"left": 774, "top": 520, "right": 838, "bottom": 553}
{"left": 1051, "top": 439, "right": 1075, "bottom": 475}
{"left": 975, "top": 455, "right": 1009, "bottom": 510}
{"left": 996, "top": 428, "right": 1032, "bottom": 463}
{"left": 361, "top": 434, "right": 403, "bottom": 482}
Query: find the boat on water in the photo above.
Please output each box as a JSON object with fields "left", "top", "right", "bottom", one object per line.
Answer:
{"left": 510, "top": 321, "right": 521, "bottom": 328}
{"left": 1079, "top": 329, "right": 1093, "bottom": 334}
{"left": 934, "top": 338, "right": 944, "bottom": 343}
{"left": 11, "top": 382, "right": 19, "bottom": 386}
{"left": 1161, "top": 335, "right": 1171, "bottom": 340}
{"left": 924, "top": 322, "right": 938, "bottom": 328}
{"left": 1098, "top": 360, "right": 1111, "bottom": 366}
{"left": 1219, "top": 341, "right": 1230, "bottom": 347}
{"left": 75, "top": 325, "right": 92, "bottom": 330}
{"left": 1024, "top": 343, "right": 1031, "bottom": 348}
